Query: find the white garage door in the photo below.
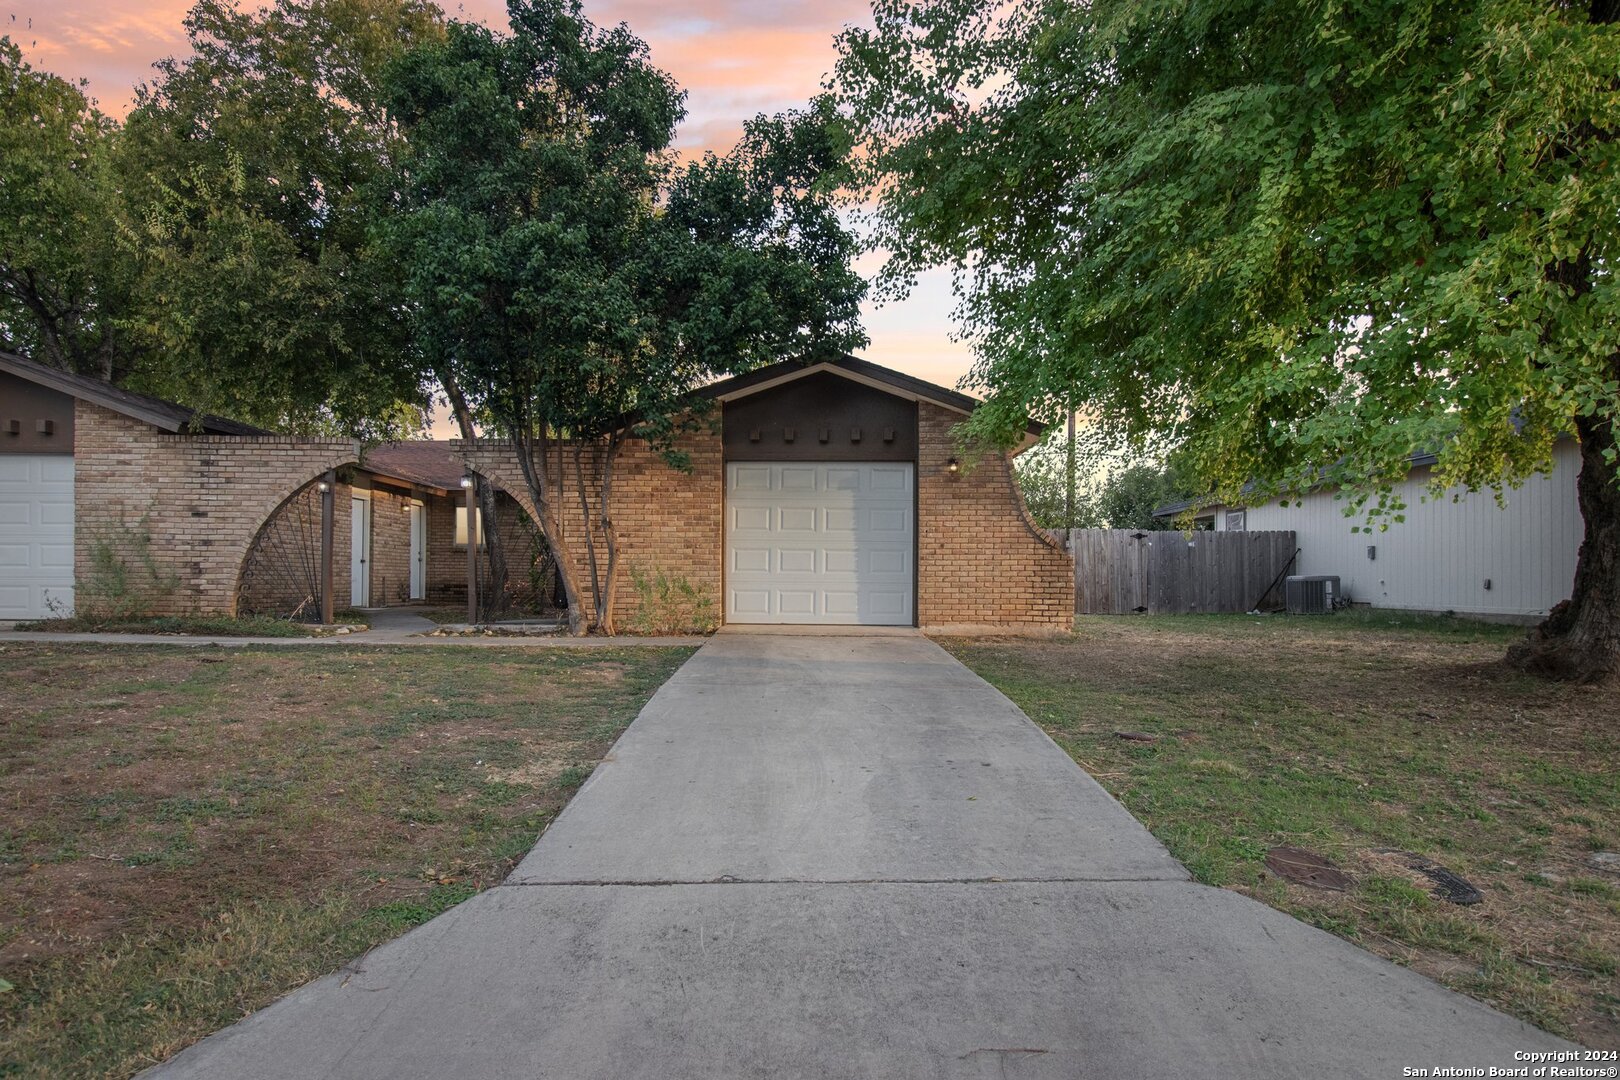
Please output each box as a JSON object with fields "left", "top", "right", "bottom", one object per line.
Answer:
{"left": 0, "top": 454, "right": 74, "bottom": 619}
{"left": 726, "top": 461, "right": 914, "bottom": 625}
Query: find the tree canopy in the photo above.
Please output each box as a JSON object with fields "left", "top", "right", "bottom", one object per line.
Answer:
{"left": 837, "top": 0, "right": 1620, "bottom": 676}
{"left": 115, "top": 0, "right": 446, "bottom": 436}
{"left": 0, "top": 39, "right": 129, "bottom": 378}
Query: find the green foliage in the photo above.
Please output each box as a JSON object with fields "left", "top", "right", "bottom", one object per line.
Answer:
{"left": 1094, "top": 464, "right": 1201, "bottom": 531}
{"left": 1016, "top": 436, "right": 1198, "bottom": 530}
{"left": 1013, "top": 435, "right": 1104, "bottom": 530}
{"left": 0, "top": 37, "right": 131, "bottom": 377}
{"left": 627, "top": 567, "right": 719, "bottom": 636}
{"left": 111, "top": 0, "right": 445, "bottom": 437}
{"left": 835, "top": 0, "right": 1620, "bottom": 518}
{"left": 68, "top": 515, "right": 181, "bottom": 621}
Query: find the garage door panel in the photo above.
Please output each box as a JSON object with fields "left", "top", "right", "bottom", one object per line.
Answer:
{"left": 779, "top": 506, "right": 817, "bottom": 532}
{"left": 778, "top": 548, "right": 816, "bottom": 574}
{"left": 778, "top": 590, "right": 817, "bottom": 614}
{"left": 869, "top": 507, "right": 909, "bottom": 535}
{"left": 0, "top": 454, "right": 74, "bottom": 619}
{"left": 868, "top": 465, "right": 910, "bottom": 491}
{"left": 726, "top": 461, "right": 914, "bottom": 626}
{"left": 780, "top": 467, "right": 818, "bottom": 491}
{"left": 870, "top": 549, "right": 908, "bottom": 575}
{"left": 732, "top": 505, "right": 771, "bottom": 531}
{"left": 825, "top": 467, "right": 861, "bottom": 491}
{"left": 732, "top": 465, "right": 772, "bottom": 492}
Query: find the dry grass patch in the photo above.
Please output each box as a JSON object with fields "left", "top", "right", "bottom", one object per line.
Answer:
{"left": 0, "top": 642, "right": 693, "bottom": 1078}
{"left": 942, "top": 612, "right": 1619, "bottom": 1049}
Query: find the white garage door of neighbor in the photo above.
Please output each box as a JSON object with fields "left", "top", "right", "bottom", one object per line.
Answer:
{"left": 726, "top": 461, "right": 914, "bottom": 625}
{"left": 0, "top": 454, "right": 75, "bottom": 619}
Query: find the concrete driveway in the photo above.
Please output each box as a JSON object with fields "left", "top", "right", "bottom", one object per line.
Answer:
{"left": 145, "top": 632, "right": 1571, "bottom": 1078}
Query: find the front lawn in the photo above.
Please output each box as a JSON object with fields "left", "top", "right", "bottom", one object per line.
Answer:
{"left": 942, "top": 612, "right": 1619, "bottom": 1049}
{"left": 0, "top": 643, "right": 693, "bottom": 1078}
{"left": 14, "top": 612, "right": 368, "bottom": 637}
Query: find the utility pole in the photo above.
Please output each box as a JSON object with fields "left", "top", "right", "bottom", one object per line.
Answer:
{"left": 1065, "top": 396, "right": 1077, "bottom": 552}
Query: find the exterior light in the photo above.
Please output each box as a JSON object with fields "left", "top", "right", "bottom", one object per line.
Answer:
{"left": 317, "top": 480, "right": 330, "bottom": 494}
{"left": 460, "top": 475, "right": 474, "bottom": 489}
{"left": 947, "top": 458, "right": 960, "bottom": 474}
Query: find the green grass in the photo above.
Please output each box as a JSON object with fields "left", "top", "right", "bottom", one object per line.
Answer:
{"left": 0, "top": 643, "right": 693, "bottom": 1078}
{"left": 943, "top": 614, "right": 1619, "bottom": 1047}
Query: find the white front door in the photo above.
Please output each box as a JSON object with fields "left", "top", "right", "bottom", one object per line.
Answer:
{"left": 725, "top": 461, "right": 914, "bottom": 625}
{"left": 349, "top": 494, "right": 371, "bottom": 607}
{"left": 408, "top": 501, "right": 426, "bottom": 601}
{"left": 0, "top": 454, "right": 74, "bottom": 619}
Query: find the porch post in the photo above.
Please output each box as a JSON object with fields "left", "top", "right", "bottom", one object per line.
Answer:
{"left": 319, "top": 470, "right": 335, "bottom": 625}
{"left": 465, "top": 475, "right": 479, "bottom": 625}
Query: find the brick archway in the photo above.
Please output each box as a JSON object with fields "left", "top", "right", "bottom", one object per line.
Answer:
{"left": 234, "top": 463, "right": 362, "bottom": 617}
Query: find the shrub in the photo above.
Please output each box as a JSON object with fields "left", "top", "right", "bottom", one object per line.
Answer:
{"left": 627, "top": 567, "right": 717, "bottom": 635}
{"left": 67, "top": 514, "right": 180, "bottom": 621}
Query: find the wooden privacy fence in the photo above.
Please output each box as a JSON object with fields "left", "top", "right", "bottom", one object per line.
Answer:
{"left": 1072, "top": 529, "right": 1298, "bottom": 614}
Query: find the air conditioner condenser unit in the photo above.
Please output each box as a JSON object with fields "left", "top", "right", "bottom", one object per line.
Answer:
{"left": 1285, "top": 575, "right": 1340, "bottom": 615}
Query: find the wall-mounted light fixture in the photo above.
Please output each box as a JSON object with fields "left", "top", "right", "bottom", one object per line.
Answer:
{"left": 317, "top": 480, "right": 331, "bottom": 494}
{"left": 946, "top": 457, "right": 960, "bottom": 474}
{"left": 460, "top": 475, "right": 475, "bottom": 489}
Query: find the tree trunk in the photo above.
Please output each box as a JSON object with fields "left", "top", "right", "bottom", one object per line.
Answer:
{"left": 571, "top": 442, "right": 606, "bottom": 631}
{"left": 512, "top": 427, "right": 589, "bottom": 636}
{"left": 442, "top": 375, "right": 510, "bottom": 622}
{"left": 596, "top": 432, "right": 625, "bottom": 636}
{"left": 1507, "top": 412, "right": 1620, "bottom": 681}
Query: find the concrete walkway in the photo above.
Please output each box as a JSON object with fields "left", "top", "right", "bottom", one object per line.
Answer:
{"left": 143, "top": 633, "right": 1571, "bottom": 1079}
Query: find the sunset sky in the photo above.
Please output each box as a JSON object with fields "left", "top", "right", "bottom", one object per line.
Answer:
{"left": 5, "top": 0, "right": 976, "bottom": 399}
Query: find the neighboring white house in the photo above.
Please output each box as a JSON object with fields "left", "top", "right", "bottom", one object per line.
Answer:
{"left": 1154, "top": 439, "right": 1583, "bottom": 620}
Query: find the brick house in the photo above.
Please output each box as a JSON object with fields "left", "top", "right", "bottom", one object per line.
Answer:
{"left": 0, "top": 350, "right": 1071, "bottom": 632}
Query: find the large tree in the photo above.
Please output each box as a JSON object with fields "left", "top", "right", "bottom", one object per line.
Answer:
{"left": 114, "top": 0, "right": 444, "bottom": 438}
{"left": 0, "top": 38, "right": 134, "bottom": 378}
{"left": 384, "top": 0, "right": 866, "bottom": 634}
{"left": 836, "top": 0, "right": 1620, "bottom": 678}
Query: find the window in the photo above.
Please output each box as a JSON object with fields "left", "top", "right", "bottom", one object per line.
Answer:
{"left": 1225, "top": 509, "right": 1247, "bottom": 532}
{"left": 454, "top": 505, "right": 484, "bottom": 548}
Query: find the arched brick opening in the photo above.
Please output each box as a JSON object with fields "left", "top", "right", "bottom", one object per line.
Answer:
{"left": 229, "top": 457, "right": 362, "bottom": 617}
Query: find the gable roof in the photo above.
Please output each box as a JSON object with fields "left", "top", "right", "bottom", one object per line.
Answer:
{"left": 701, "top": 355, "right": 1045, "bottom": 440}
{"left": 0, "top": 350, "right": 271, "bottom": 436}
{"left": 363, "top": 441, "right": 464, "bottom": 491}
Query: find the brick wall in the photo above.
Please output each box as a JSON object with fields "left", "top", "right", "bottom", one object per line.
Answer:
{"left": 365, "top": 486, "right": 414, "bottom": 607}
{"left": 457, "top": 411, "right": 1069, "bottom": 633}
{"left": 456, "top": 430, "right": 723, "bottom": 627}
{"left": 916, "top": 402, "right": 1072, "bottom": 632}
{"left": 73, "top": 402, "right": 357, "bottom": 617}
